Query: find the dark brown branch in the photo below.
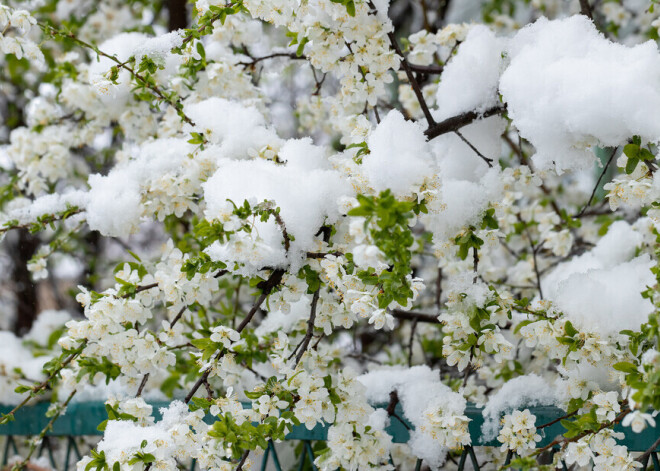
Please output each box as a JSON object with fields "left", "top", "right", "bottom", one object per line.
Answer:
{"left": 136, "top": 373, "right": 150, "bottom": 397}
{"left": 537, "top": 409, "right": 578, "bottom": 429}
{"left": 537, "top": 407, "right": 630, "bottom": 454}
{"left": 272, "top": 212, "right": 290, "bottom": 253}
{"left": 579, "top": 0, "right": 594, "bottom": 19}
{"left": 168, "top": 0, "right": 188, "bottom": 31}
{"left": 305, "top": 251, "right": 344, "bottom": 259}
{"left": 391, "top": 309, "right": 440, "bottom": 324}
{"left": 424, "top": 105, "right": 506, "bottom": 141}
{"left": 293, "top": 289, "right": 321, "bottom": 365}
{"left": 637, "top": 434, "right": 660, "bottom": 464}
{"left": 184, "top": 269, "right": 284, "bottom": 404}
{"left": 408, "top": 63, "right": 444, "bottom": 74}
{"left": 365, "top": 0, "right": 435, "bottom": 125}
{"left": 407, "top": 318, "right": 418, "bottom": 367}
{"left": 388, "top": 30, "right": 436, "bottom": 126}
{"left": 235, "top": 450, "right": 250, "bottom": 471}
{"left": 237, "top": 52, "right": 306, "bottom": 67}
{"left": 386, "top": 390, "right": 411, "bottom": 430}
{"left": 169, "top": 306, "right": 187, "bottom": 328}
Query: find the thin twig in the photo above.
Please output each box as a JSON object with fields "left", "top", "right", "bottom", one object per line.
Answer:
{"left": 237, "top": 51, "right": 306, "bottom": 67}
{"left": 637, "top": 434, "right": 660, "bottom": 464}
{"left": 455, "top": 130, "right": 493, "bottom": 167}
{"left": 184, "top": 269, "right": 284, "bottom": 403}
{"left": 575, "top": 147, "right": 618, "bottom": 218}
{"left": 537, "top": 409, "right": 578, "bottom": 429}
{"left": 293, "top": 289, "right": 321, "bottom": 365}
{"left": 136, "top": 373, "right": 150, "bottom": 397}
{"left": 170, "top": 306, "right": 187, "bottom": 328}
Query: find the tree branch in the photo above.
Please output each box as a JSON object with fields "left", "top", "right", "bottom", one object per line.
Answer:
{"left": 579, "top": 0, "right": 594, "bottom": 19}
{"left": 575, "top": 146, "right": 618, "bottom": 218}
{"left": 424, "top": 105, "right": 506, "bottom": 141}
{"left": 391, "top": 309, "right": 440, "bottom": 324}
{"left": 455, "top": 130, "right": 493, "bottom": 167}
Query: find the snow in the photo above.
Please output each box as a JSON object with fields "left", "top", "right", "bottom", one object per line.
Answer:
{"left": 279, "top": 138, "right": 330, "bottom": 171}
{"left": 357, "top": 365, "right": 439, "bottom": 404}
{"left": 363, "top": 110, "right": 435, "bottom": 197}
{"left": 481, "top": 374, "right": 562, "bottom": 441}
{"left": 0, "top": 310, "right": 71, "bottom": 404}
{"left": 501, "top": 15, "right": 660, "bottom": 173}
{"left": 357, "top": 365, "right": 467, "bottom": 468}
{"left": 434, "top": 25, "right": 504, "bottom": 120}
{"left": 1, "top": 189, "right": 87, "bottom": 226}
{"left": 186, "top": 98, "right": 281, "bottom": 160}
{"left": 133, "top": 30, "right": 184, "bottom": 62}
{"left": 86, "top": 138, "right": 193, "bottom": 236}
{"left": 543, "top": 221, "right": 654, "bottom": 336}
{"left": 203, "top": 158, "right": 351, "bottom": 272}
{"left": 550, "top": 255, "right": 655, "bottom": 337}
{"left": 98, "top": 401, "right": 192, "bottom": 463}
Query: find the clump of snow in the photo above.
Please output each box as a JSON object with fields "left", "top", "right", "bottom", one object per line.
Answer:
{"left": 98, "top": 401, "right": 191, "bottom": 464}
{"left": 86, "top": 171, "right": 142, "bottom": 237}
{"left": 423, "top": 117, "right": 505, "bottom": 244}
{"left": 543, "top": 221, "right": 654, "bottom": 336}
{"left": 551, "top": 255, "right": 655, "bottom": 336}
{"left": 543, "top": 221, "right": 643, "bottom": 293}
{"left": 279, "top": 138, "right": 330, "bottom": 171}
{"left": 434, "top": 25, "right": 505, "bottom": 120}
{"left": 133, "top": 30, "right": 184, "bottom": 63}
{"left": 203, "top": 158, "right": 351, "bottom": 272}
{"left": 86, "top": 138, "right": 193, "bottom": 236}
{"left": 357, "top": 365, "right": 439, "bottom": 404}
{"left": 358, "top": 365, "right": 467, "bottom": 468}
{"left": 501, "top": 15, "right": 660, "bottom": 173}
{"left": 186, "top": 98, "right": 281, "bottom": 159}
{"left": 433, "top": 117, "right": 506, "bottom": 181}
{"left": 428, "top": 166, "right": 503, "bottom": 242}
{"left": 481, "top": 374, "right": 562, "bottom": 441}
{"left": 0, "top": 333, "right": 48, "bottom": 404}
{"left": 1, "top": 190, "right": 87, "bottom": 227}
{"left": 362, "top": 110, "right": 434, "bottom": 197}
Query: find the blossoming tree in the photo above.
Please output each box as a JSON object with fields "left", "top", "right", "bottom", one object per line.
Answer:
{"left": 0, "top": 0, "right": 659, "bottom": 469}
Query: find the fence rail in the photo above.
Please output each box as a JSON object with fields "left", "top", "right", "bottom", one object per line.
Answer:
{"left": 0, "top": 402, "right": 658, "bottom": 470}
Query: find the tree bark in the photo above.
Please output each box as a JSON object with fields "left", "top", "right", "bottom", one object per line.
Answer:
{"left": 11, "top": 229, "right": 39, "bottom": 335}
{"left": 168, "top": 0, "right": 188, "bottom": 31}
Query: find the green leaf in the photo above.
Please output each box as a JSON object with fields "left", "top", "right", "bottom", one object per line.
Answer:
{"left": 345, "top": 0, "right": 356, "bottom": 16}
{"left": 613, "top": 362, "right": 638, "bottom": 374}
{"left": 564, "top": 320, "right": 578, "bottom": 337}
{"left": 625, "top": 156, "right": 640, "bottom": 174}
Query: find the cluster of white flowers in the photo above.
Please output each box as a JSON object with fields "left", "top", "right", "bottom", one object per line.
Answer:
{"left": 497, "top": 409, "right": 541, "bottom": 456}
{"left": 564, "top": 430, "right": 641, "bottom": 471}
{"left": 2, "top": 1, "right": 660, "bottom": 470}
{"left": 440, "top": 281, "right": 513, "bottom": 371}
{"left": 0, "top": 6, "right": 43, "bottom": 65}
{"left": 58, "top": 265, "right": 175, "bottom": 392}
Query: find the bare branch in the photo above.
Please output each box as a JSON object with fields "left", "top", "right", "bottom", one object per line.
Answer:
{"left": 425, "top": 105, "right": 506, "bottom": 141}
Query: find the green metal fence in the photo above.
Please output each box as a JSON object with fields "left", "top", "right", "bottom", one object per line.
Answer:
{"left": 0, "top": 402, "right": 658, "bottom": 470}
